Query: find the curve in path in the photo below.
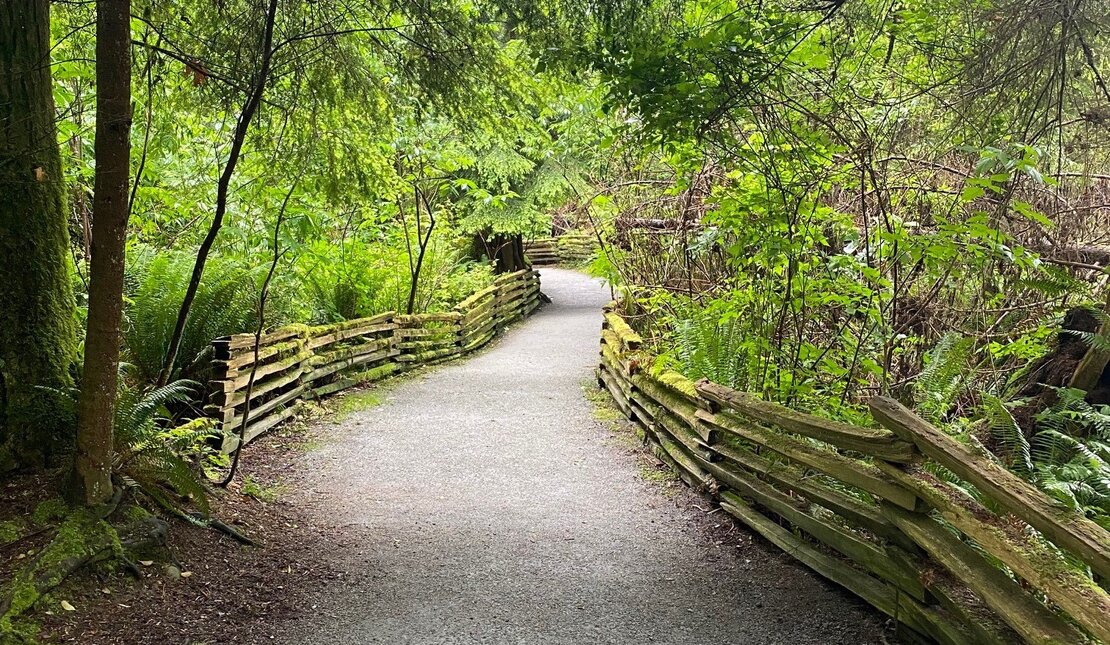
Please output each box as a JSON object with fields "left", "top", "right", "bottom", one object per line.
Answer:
{"left": 281, "top": 268, "right": 888, "bottom": 645}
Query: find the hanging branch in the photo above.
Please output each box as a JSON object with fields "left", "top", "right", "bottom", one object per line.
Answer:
{"left": 156, "top": 0, "right": 280, "bottom": 387}
{"left": 218, "top": 176, "right": 299, "bottom": 488}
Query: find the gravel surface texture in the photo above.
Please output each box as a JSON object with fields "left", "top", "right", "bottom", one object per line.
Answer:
{"left": 279, "top": 268, "right": 891, "bottom": 645}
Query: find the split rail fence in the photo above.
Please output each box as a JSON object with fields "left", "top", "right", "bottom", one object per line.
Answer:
{"left": 524, "top": 232, "right": 596, "bottom": 266}
{"left": 205, "top": 270, "right": 541, "bottom": 452}
{"left": 597, "top": 304, "right": 1110, "bottom": 645}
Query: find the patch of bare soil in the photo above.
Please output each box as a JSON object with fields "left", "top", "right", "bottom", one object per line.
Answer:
{"left": 3, "top": 401, "right": 361, "bottom": 645}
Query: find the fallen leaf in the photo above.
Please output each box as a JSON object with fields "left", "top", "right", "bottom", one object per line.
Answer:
{"left": 139, "top": 560, "right": 154, "bottom": 566}
{"left": 180, "top": 571, "right": 193, "bottom": 578}
{"left": 60, "top": 600, "right": 76, "bottom": 612}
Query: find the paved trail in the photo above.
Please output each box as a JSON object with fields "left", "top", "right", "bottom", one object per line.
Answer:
{"left": 281, "top": 268, "right": 889, "bottom": 645}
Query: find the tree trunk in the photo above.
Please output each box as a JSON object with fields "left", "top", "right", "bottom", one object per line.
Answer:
{"left": 0, "top": 0, "right": 79, "bottom": 469}
{"left": 73, "top": 0, "right": 132, "bottom": 505}
{"left": 472, "top": 231, "right": 528, "bottom": 274}
{"left": 1070, "top": 288, "right": 1110, "bottom": 397}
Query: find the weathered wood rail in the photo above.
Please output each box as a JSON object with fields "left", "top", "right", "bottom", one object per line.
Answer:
{"left": 597, "top": 304, "right": 1110, "bottom": 645}
{"left": 205, "top": 270, "right": 541, "bottom": 451}
{"left": 524, "top": 232, "right": 596, "bottom": 266}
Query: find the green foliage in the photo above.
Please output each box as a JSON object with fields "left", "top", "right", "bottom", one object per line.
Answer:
{"left": 1031, "top": 389, "right": 1110, "bottom": 527}
{"left": 666, "top": 307, "right": 755, "bottom": 391}
{"left": 111, "top": 376, "right": 219, "bottom": 513}
{"left": 42, "top": 371, "right": 219, "bottom": 512}
{"left": 123, "top": 250, "right": 284, "bottom": 384}
{"left": 916, "top": 334, "right": 975, "bottom": 423}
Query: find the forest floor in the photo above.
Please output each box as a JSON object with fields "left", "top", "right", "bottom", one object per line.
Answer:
{"left": 8, "top": 268, "right": 896, "bottom": 644}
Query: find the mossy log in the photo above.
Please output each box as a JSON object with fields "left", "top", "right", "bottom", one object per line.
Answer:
{"left": 602, "top": 312, "right": 642, "bottom": 350}
{"left": 634, "top": 374, "right": 716, "bottom": 443}
{"left": 870, "top": 396, "right": 1110, "bottom": 580}
{"left": 0, "top": 511, "right": 168, "bottom": 640}
{"left": 698, "top": 381, "right": 915, "bottom": 462}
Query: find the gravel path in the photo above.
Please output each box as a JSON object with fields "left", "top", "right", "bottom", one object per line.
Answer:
{"left": 280, "top": 268, "right": 890, "bottom": 645}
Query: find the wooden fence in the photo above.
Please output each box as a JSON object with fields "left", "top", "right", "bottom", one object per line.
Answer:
{"left": 524, "top": 232, "right": 596, "bottom": 266}
{"left": 205, "top": 270, "right": 542, "bottom": 452}
{"left": 597, "top": 304, "right": 1110, "bottom": 645}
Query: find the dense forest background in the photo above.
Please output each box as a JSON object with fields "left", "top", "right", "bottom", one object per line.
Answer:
{"left": 2, "top": 0, "right": 1110, "bottom": 635}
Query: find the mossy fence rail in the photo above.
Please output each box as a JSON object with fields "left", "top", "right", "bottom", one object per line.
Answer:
{"left": 204, "top": 270, "right": 541, "bottom": 451}
{"left": 524, "top": 232, "right": 596, "bottom": 266}
{"left": 597, "top": 305, "right": 1110, "bottom": 645}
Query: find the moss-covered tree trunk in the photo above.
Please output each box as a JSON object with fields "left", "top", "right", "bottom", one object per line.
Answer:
{"left": 0, "top": 0, "right": 79, "bottom": 470}
{"left": 73, "top": 0, "right": 132, "bottom": 505}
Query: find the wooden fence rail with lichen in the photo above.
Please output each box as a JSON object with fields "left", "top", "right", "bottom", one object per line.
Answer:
{"left": 596, "top": 303, "right": 1110, "bottom": 645}
{"left": 205, "top": 270, "right": 542, "bottom": 452}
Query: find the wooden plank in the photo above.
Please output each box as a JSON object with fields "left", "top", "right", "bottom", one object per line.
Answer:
{"left": 395, "top": 346, "right": 458, "bottom": 363}
{"left": 312, "top": 361, "right": 398, "bottom": 395}
{"left": 302, "top": 347, "right": 398, "bottom": 384}
{"left": 634, "top": 392, "right": 714, "bottom": 462}
{"left": 462, "top": 330, "right": 496, "bottom": 353}
{"left": 656, "top": 433, "right": 709, "bottom": 486}
{"left": 598, "top": 367, "right": 632, "bottom": 419}
{"left": 600, "top": 342, "right": 633, "bottom": 379}
{"left": 462, "top": 317, "right": 497, "bottom": 344}
{"left": 460, "top": 298, "right": 495, "bottom": 324}
{"left": 305, "top": 321, "right": 395, "bottom": 350}
{"left": 221, "top": 404, "right": 298, "bottom": 453}
{"left": 698, "top": 381, "right": 915, "bottom": 462}
{"left": 394, "top": 312, "right": 460, "bottom": 323}
{"left": 211, "top": 366, "right": 303, "bottom": 408}
{"left": 221, "top": 383, "right": 306, "bottom": 429}
{"left": 215, "top": 337, "right": 305, "bottom": 373}
{"left": 398, "top": 338, "right": 457, "bottom": 351}
{"left": 882, "top": 503, "right": 1088, "bottom": 644}
{"left": 699, "top": 408, "right": 922, "bottom": 511}
{"left": 711, "top": 439, "right": 915, "bottom": 551}
{"left": 870, "top": 396, "right": 1110, "bottom": 581}
{"left": 699, "top": 456, "right": 926, "bottom": 600}
{"left": 215, "top": 350, "right": 313, "bottom": 393}
{"left": 219, "top": 327, "right": 303, "bottom": 351}
{"left": 600, "top": 355, "right": 632, "bottom": 400}
{"left": 310, "top": 337, "right": 393, "bottom": 366}
{"left": 717, "top": 492, "right": 971, "bottom": 645}
{"left": 454, "top": 285, "right": 498, "bottom": 311}
{"left": 877, "top": 460, "right": 1110, "bottom": 644}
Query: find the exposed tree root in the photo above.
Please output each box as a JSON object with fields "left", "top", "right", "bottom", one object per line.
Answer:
{"left": 0, "top": 501, "right": 169, "bottom": 644}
